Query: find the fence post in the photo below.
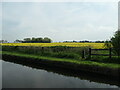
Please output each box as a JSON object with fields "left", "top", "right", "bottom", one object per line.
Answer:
{"left": 42, "top": 47, "right": 44, "bottom": 53}
{"left": 82, "top": 50, "right": 85, "bottom": 59}
{"left": 89, "top": 48, "right": 91, "bottom": 59}
{"left": 109, "top": 48, "right": 112, "bottom": 58}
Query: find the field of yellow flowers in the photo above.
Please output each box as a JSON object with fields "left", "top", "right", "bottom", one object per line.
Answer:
{"left": 1, "top": 42, "right": 105, "bottom": 49}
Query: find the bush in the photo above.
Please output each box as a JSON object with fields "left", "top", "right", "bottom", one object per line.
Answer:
{"left": 111, "top": 30, "right": 120, "bottom": 56}
{"left": 104, "top": 40, "right": 112, "bottom": 49}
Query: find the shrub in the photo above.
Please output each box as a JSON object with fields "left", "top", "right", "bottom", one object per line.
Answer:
{"left": 111, "top": 30, "right": 120, "bottom": 56}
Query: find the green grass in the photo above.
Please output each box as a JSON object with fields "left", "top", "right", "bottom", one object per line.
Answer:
{"left": 2, "top": 46, "right": 119, "bottom": 63}
{"left": 1, "top": 51, "right": 120, "bottom": 69}
{"left": 2, "top": 46, "right": 89, "bottom": 60}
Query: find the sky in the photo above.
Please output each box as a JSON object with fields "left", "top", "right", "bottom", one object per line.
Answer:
{"left": 1, "top": 1, "right": 118, "bottom": 42}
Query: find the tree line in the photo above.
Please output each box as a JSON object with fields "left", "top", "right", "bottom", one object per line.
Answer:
{"left": 15, "top": 37, "right": 52, "bottom": 43}
{"left": 63, "top": 40, "right": 105, "bottom": 43}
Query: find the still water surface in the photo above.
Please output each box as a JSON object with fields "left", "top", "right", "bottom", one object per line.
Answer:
{"left": 2, "top": 60, "right": 119, "bottom": 88}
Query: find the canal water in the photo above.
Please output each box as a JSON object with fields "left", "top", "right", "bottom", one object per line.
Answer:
{"left": 2, "top": 60, "right": 119, "bottom": 88}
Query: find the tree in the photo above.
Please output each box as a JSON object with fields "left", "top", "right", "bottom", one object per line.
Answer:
{"left": 36, "top": 37, "right": 43, "bottom": 42}
{"left": 111, "top": 30, "right": 120, "bottom": 56}
{"left": 31, "top": 37, "right": 36, "bottom": 41}
{"left": 22, "top": 37, "right": 52, "bottom": 43}
{"left": 104, "top": 40, "right": 112, "bottom": 48}
{"left": 43, "top": 37, "right": 52, "bottom": 43}
{"left": 0, "top": 40, "right": 8, "bottom": 43}
{"left": 14, "top": 39, "right": 22, "bottom": 43}
{"left": 24, "top": 38, "right": 31, "bottom": 41}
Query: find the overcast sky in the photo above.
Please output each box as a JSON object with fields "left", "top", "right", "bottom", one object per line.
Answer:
{"left": 1, "top": 2, "right": 118, "bottom": 42}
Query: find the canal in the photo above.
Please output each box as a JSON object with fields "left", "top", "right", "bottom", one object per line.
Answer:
{"left": 2, "top": 60, "right": 119, "bottom": 88}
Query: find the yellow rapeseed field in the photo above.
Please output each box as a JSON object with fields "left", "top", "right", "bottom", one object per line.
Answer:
{"left": 0, "top": 42, "right": 105, "bottom": 49}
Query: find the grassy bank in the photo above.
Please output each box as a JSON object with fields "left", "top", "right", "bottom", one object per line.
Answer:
{"left": 2, "top": 46, "right": 90, "bottom": 60}
{"left": 1, "top": 51, "right": 120, "bottom": 69}
{"left": 2, "top": 46, "right": 120, "bottom": 64}
{"left": 1, "top": 51, "right": 120, "bottom": 78}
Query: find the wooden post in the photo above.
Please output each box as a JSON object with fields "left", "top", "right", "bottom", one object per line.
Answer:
{"left": 89, "top": 48, "right": 91, "bottom": 59}
{"left": 42, "top": 47, "right": 44, "bottom": 53}
{"left": 82, "top": 50, "right": 85, "bottom": 59}
{"left": 109, "top": 48, "right": 112, "bottom": 58}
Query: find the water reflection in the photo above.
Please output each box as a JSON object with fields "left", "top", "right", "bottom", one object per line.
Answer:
{"left": 2, "top": 60, "right": 119, "bottom": 88}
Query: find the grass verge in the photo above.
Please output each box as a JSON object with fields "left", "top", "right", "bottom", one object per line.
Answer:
{"left": 1, "top": 51, "right": 120, "bottom": 69}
